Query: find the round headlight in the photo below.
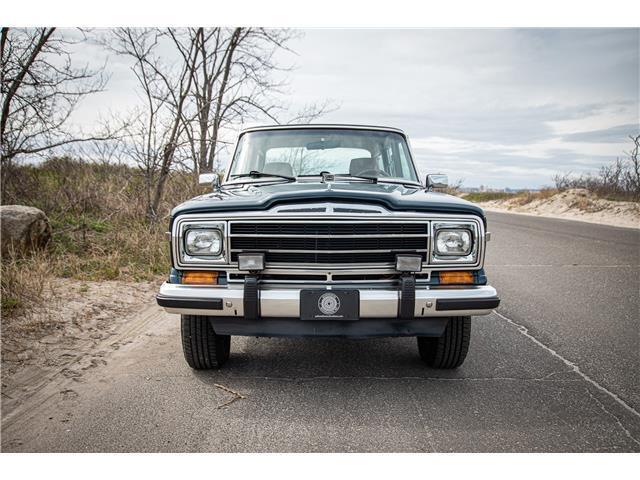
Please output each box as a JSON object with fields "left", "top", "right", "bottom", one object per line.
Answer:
{"left": 185, "top": 229, "right": 222, "bottom": 256}
{"left": 435, "top": 229, "right": 472, "bottom": 256}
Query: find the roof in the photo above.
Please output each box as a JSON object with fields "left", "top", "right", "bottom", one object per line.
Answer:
{"left": 239, "top": 124, "right": 406, "bottom": 136}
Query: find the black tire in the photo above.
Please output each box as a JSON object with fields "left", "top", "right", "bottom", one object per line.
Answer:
{"left": 417, "top": 316, "right": 471, "bottom": 369}
{"left": 181, "top": 315, "right": 230, "bottom": 369}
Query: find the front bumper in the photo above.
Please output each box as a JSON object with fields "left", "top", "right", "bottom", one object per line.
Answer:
{"left": 157, "top": 283, "right": 500, "bottom": 318}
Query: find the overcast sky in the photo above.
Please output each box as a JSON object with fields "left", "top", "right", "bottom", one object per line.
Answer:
{"left": 72, "top": 28, "right": 639, "bottom": 189}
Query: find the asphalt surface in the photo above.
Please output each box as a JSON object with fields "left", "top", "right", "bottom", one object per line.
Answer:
{"left": 2, "top": 211, "right": 639, "bottom": 452}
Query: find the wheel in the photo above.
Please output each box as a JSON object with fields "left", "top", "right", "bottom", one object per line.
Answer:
{"left": 417, "top": 316, "right": 471, "bottom": 369}
{"left": 181, "top": 315, "right": 231, "bottom": 369}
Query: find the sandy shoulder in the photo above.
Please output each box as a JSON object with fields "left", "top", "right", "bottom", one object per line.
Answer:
{"left": 1, "top": 278, "right": 160, "bottom": 418}
{"left": 476, "top": 189, "right": 640, "bottom": 230}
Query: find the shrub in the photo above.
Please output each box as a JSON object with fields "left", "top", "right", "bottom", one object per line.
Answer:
{"left": 1, "top": 157, "right": 204, "bottom": 317}
{"left": 553, "top": 135, "right": 640, "bottom": 202}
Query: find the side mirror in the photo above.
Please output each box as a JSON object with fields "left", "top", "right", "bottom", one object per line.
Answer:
{"left": 199, "top": 173, "right": 220, "bottom": 191}
{"left": 426, "top": 174, "right": 448, "bottom": 191}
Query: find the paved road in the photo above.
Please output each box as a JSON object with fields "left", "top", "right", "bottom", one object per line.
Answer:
{"left": 2, "top": 212, "right": 639, "bottom": 452}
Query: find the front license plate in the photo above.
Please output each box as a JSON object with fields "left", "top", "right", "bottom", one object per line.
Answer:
{"left": 300, "top": 290, "right": 360, "bottom": 321}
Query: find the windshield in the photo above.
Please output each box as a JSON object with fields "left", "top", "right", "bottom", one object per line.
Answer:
{"left": 228, "top": 128, "right": 419, "bottom": 183}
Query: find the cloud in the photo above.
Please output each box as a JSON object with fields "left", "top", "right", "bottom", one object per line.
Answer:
{"left": 281, "top": 29, "right": 639, "bottom": 187}
{"left": 64, "top": 28, "right": 639, "bottom": 188}
{"left": 561, "top": 124, "right": 639, "bottom": 143}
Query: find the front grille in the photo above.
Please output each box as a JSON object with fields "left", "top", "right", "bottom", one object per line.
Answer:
{"left": 229, "top": 221, "right": 429, "bottom": 266}
{"left": 231, "top": 237, "right": 427, "bottom": 251}
{"left": 230, "top": 223, "right": 428, "bottom": 236}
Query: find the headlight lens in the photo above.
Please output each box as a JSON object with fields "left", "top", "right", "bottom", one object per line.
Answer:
{"left": 185, "top": 229, "right": 222, "bottom": 256}
{"left": 435, "top": 229, "right": 472, "bottom": 256}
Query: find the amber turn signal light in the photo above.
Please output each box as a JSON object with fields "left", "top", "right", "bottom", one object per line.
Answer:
{"left": 439, "top": 271, "right": 474, "bottom": 285}
{"left": 182, "top": 271, "right": 219, "bottom": 285}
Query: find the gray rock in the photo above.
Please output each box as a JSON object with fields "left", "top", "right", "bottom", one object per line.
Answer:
{"left": 1, "top": 205, "right": 52, "bottom": 255}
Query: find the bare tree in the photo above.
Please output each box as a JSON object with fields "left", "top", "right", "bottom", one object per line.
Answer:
{"left": 627, "top": 134, "right": 640, "bottom": 195}
{"left": 179, "top": 28, "right": 334, "bottom": 176}
{"left": 0, "top": 28, "right": 109, "bottom": 167}
{"left": 106, "top": 28, "right": 335, "bottom": 219}
{"left": 108, "top": 28, "right": 199, "bottom": 220}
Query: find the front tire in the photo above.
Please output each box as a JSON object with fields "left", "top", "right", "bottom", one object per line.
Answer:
{"left": 181, "top": 315, "right": 230, "bottom": 369}
{"left": 417, "top": 316, "right": 471, "bottom": 369}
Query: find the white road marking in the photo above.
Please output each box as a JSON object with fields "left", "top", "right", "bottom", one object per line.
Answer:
{"left": 583, "top": 385, "right": 640, "bottom": 447}
{"left": 493, "top": 310, "right": 640, "bottom": 421}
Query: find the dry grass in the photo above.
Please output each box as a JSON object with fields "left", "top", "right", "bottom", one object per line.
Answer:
{"left": 1, "top": 157, "right": 202, "bottom": 318}
{"left": 463, "top": 188, "right": 560, "bottom": 206}
{"left": 461, "top": 191, "right": 518, "bottom": 203}
{"left": 510, "top": 188, "right": 558, "bottom": 206}
{"left": 1, "top": 248, "right": 55, "bottom": 318}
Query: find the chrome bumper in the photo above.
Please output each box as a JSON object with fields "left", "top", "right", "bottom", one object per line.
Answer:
{"left": 157, "top": 282, "right": 499, "bottom": 318}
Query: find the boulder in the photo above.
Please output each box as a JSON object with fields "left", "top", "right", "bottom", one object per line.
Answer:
{"left": 1, "top": 205, "right": 52, "bottom": 255}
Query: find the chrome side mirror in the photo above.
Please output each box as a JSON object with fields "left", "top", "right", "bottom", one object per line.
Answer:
{"left": 426, "top": 174, "right": 448, "bottom": 191}
{"left": 199, "top": 173, "right": 220, "bottom": 191}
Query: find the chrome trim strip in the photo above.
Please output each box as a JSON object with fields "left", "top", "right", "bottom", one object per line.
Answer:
{"left": 226, "top": 270, "right": 430, "bottom": 286}
{"left": 229, "top": 233, "right": 430, "bottom": 238}
{"left": 239, "top": 124, "right": 407, "bottom": 135}
{"left": 240, "top": 262, "right": 400, "bottom": 269}
{"left": 228, "top": 218, "right": 432, "bottom": 223}
{"left": 176, "top": 210, "right": 480, "bottom": 220}
{"left": 230, "top": 248, "right": 428, "bottom": 254}
{"left": 271, "top": 201, "right": 388, "bottom": 214}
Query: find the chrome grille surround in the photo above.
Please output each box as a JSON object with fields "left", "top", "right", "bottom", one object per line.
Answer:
{"left": 171, "top": 203, "right": 486, "bottom": 285}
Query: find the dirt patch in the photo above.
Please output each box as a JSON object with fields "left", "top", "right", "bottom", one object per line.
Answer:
{"left": 475, "top": 189, "right": 640, "bottom": 229}
{"left": 1, "top": 278, "right": 159, "bottom": 414}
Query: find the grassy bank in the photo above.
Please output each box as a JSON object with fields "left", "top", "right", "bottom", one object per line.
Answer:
{"left": 462, "top": 189, "right": 558, "bottom": 205}
{"left": 1, "top": 157, "right": 202, "bottom": 317}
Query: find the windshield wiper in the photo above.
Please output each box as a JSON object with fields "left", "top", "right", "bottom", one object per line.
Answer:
{"left": 299, "top": 173, "right": 422, "bottom": 188}
{"left": 334, "top": 174, "right": 378, "bottom": 183}
{"left": 374, "top": 178, "right": 422, "bottom": 188}
{"left": 335, "top": 175, "right": 421, "bottom": 187}
{"left": 230, "top": 170, "right": 296, "bottom": 182}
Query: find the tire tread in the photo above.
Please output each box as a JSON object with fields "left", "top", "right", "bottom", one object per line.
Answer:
{"left": 181, "top": 315, "right": 230, "bottom": 369}
{"left": 417, "top": 316, "right": 471, "bottom": 369}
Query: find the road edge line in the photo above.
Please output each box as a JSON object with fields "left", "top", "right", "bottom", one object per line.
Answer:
{"left": 493, "top": 310, "right": 640, "bottom": 420}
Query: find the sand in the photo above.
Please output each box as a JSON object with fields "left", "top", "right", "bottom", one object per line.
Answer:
{"left": 476, "top": 189, "right": 640, "bottom": 230}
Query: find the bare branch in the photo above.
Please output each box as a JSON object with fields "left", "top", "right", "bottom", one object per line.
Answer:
{"left": 1, "top": 28, "right": 110, "bottom": 165}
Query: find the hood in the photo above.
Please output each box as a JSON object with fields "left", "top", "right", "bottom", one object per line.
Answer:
{"left": 171, "top": 181, "right": 485, "bottom": 223}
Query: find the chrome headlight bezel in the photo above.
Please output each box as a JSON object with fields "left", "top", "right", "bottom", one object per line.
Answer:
{"left": 431, "top": 221, "right": 479, "bottom": 264}
{"left": 175, "top": 220, "right": 227, "bottom": 266}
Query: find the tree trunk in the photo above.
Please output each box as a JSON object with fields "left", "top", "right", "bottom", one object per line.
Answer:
{"left": 148, "top": 142, "right": 175, "bottom": 220}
